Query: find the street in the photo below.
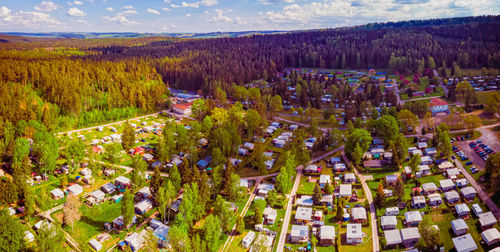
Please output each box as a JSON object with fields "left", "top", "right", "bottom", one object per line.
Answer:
{"left": 276, "top": 146, "right": 344, "bottom": 252}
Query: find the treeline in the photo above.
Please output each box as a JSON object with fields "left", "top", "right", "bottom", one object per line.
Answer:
{"left": 89, "top": 16, "right": 500, "bottom": 94}
{"left": 0, "top": 50, "right": 168, "bottom": 130}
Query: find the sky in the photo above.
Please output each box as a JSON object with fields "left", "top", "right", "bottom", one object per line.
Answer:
{"left": 0, "top": 0, "right": 499, "bottom": 33}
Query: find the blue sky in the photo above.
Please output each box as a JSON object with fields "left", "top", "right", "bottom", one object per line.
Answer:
{"left": 0, "top": 0, "right": 498, "bottom": 33}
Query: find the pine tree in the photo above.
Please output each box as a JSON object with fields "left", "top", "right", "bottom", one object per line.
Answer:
{"left": 121, "top": 121, "right": 135, "bottom": 151}
{"left": 312, "top": 183, "right": 322, "bottom": 205}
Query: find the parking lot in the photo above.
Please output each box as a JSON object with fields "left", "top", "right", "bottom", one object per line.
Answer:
{"left": 454, "top": 138, "right": 497, "bottom": 171}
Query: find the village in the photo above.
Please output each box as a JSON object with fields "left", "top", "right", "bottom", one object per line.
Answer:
{"left": 2, "top": 67, "right": 500, "bottom": 252}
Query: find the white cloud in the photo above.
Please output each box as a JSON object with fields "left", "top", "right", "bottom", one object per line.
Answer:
{"left": 201, "top": 0, "right": 218, "bottom": 6}
{"left": 162, "top": 7, "right": 171, "bottom": 11}
{"left": 122, "top": 5, "right": 134, "bottom": 10}
{"left": 260, "top": 0, "right": 499, "bottom": 27}
{"left": 182, "top": 2, "right": 200, "bottom": 8}
{"left": 34, "top": 1, "right": 60, "bottom": 12}
{"left": 208, "top": 9, "right": 232, "bottom": 22}
{"left": 71, "top": 1, "right": 84, "bottom": 5}
{"left": 186, "top": 13, "right": 192, "bottom": 17}
{"left": 0, "top": 6, "right": 63, "bottom": 28}
{"left": 259, "top": 0, "right": 295, "bottom": 5}
{"left": 163, "top": 0, "right": 172, "bottom": 3}
{"left": 146, "top": 8, "right": 160, "bottom": 15}
{"left": 106, "top": 7, "right": 113, "bottom": 11}
{"left": 103, "top": 9, "right": 139, "bottom": 25}
{"left": 67, "top": 7, "right": 86, "bottom": 16}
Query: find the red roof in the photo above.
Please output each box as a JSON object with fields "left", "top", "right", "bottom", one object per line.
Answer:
{"left": 173, "top": 102, "right": 193, "bottom": 110}
{"left": 429, "top": 98, "right": 447, "bottom": 107}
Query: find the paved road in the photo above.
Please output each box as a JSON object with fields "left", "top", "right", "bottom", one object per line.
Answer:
{"left": 276, "top": 146, "right": 344, "bottom": 252}
{"left": 221, "top": 178, "right": 263, "bottom": 252}
{"left": 342, "top": 151, "right": 379, "bottom": 252}
{"left": 454, "top": 159, "right": 500, "bottom": 219}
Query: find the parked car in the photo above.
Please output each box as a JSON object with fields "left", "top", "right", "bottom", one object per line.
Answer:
{"left": 465, "top": 161, "right": 473, "bottom": 165}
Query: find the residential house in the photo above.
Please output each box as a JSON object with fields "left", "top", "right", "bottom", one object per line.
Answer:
{"left": 295, "top": 207, "right": 313, "bottom": 224}
{"left": 417, "top": 142, "right": 428, "bottom": 149}
{"left": 405, "top": 211, "right": 423, "bottom": 227}
{"left": 386, "top": 175, "right": 397, "bottom": 186}
{"left": 263, "top": 207, "right": 277, "bottom": 225}
{"left": 346, "top": 224, "right": 363, "bottom": 245}
{"left": 101, "top": 182, "right": 117, "bottom": 194}
{"left": 243, "top": 142, "right": 255, "bottom": 150}
{"left": 142, "top": 153, "right": 154, "bottom": 162}
{"left": 481, "top": 228, "right": 500, "bottom": 246}
{"left": 401, "top": 227, "right": 421, "bottom": 248}
{"left": 319, "top": 226, "right": 335, "bottom": 245}
{"left": 135, "top": 199, "right": 153, "bottom": 215}
{"left": 453, "top": 234, "right": 478, "bottom": 252}
{"left": 451, "top": 219, "right": 469, "bottom": 236}
{"left": 418, "top": 165, "right": 431, "bottom": 176}
{"left": 24, "top": 231, "right": 34, "bottom": 243}
{"left": 153, "top": 224, "right": 169, "bottom": 248}
{"left": 239, "top": 148, "right": 249, "bottom": 156}
{"left": 381, "top": 216, "right": 397, "bottom": 230}
{"left": 338, "top": 184, "right": 352, "bottom": 198}
{"left": 115, "top": 176, "right": 131, "bottom": 189}
{"left": 290, "top": 225, "right": 309, "bottom": 243}
{"left": 422, "top": 182, "right": 437, "bottom": 195}
{"left": 440, "top": 179, "right": 455, "bottom": 192}
{"left": 319, "top": 175, "right": 331, "bottom": 188}
{"left": 296, "top": 195, "right": 314, "bottom": 207}
{"left": 172, "top": 102, "right": 193, "bottom": 115}
{"left": 445, "top": 191, "right": 461, "bottom": 205}
{"left": 242, "top": 231, "right": 256, "bottom": 248}
{"left": 384, "top": 152, "right": 393, "bottom": 162}
{"left": 320, "top": 195, "right": 333, "bottom": 206}
{"left": 88, "top": 190, "right": 106, "bottom": 204}
{"left": 89, "top": 239, "right": 103, "bottom": 251}
{"left": 421, "top": 156, "right": 433, "bottom": 165}
{"left": 447, "top": 168, "right": 461, "bottom": 179}
{"left": 123, "top": 230, "right": 147, "bottom": 252}
{"left": 385, "top": 207, "right": 399, "bottom": 216}
{"left": 137, "top": 187, "right": 152, "bottom": 200}
{"left": 456, "top": 178, "right": 469, "bottom": 188}
{"left": 428, "top": 193, "right": 443, "bottom": 206}
{"left": 479, "top": 212, "right": 498, "bottom": 230}
{"left": 438, "top": 161, "right": 454, "bottom": 171}
{"left": 461, "top": 187, "right": 477, "bottom": 201}
{"left": 384, "top": 229, "right": 402, "bottom": 247}
{"left": 412, "top": 196, "right": 426, "bottom": 209}
{"left": 68, "top": 184, "right": 83, "bottom": 196}
{"left": 425, "top": 148, "right": 438, "bottom": 156}
{"left": 257, "top": 183, "right": 275, "bottom": 197}
{"left": 351, "top": 207, "right": 367, "bottom": 223}
{"left": 304, "top": 164, "right": 321, "bottom": 174}
{"left": 363, "top": 160, "right": 382, "bottom": 169}
{"left": 429, "top": 98, "right": 449, "bottom": 115}
{"left": 403, "top": 166, "right": 412, "bottom": 178}
{"left": 344, "top": 173, "right": 356, "bottom": 183}
{"left": 334, "top": 163, "right": 347, "bottom": 172}
{"left": 329, "top": 157, "right": 341, "bottom": 165}
{"left": 472, "top": 204, "right": 483, "bottom": 217}
{"left": 51, "top": 188, "right": 64, "bottom": 199}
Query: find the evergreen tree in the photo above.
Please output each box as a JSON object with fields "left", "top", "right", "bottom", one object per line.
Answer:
{"left": 121, "top": 121, "right": 136, "bottom": 151}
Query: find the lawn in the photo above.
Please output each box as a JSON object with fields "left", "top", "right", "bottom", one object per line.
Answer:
{"left": 338, "top": 225, "right": 371, "bottom": 252}
{"left": 60, "top": 201, "right": 123, "bottom": 246}
{"left": 297, "top": 175, "right": 317, "bottom": 195}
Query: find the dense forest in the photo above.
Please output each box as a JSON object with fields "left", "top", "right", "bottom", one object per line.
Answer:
{"left": 92, "top": 15, "right": 500, "bottom": 92}
{"left": 0, "top": 15, "right": 499, "bottom": 134}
